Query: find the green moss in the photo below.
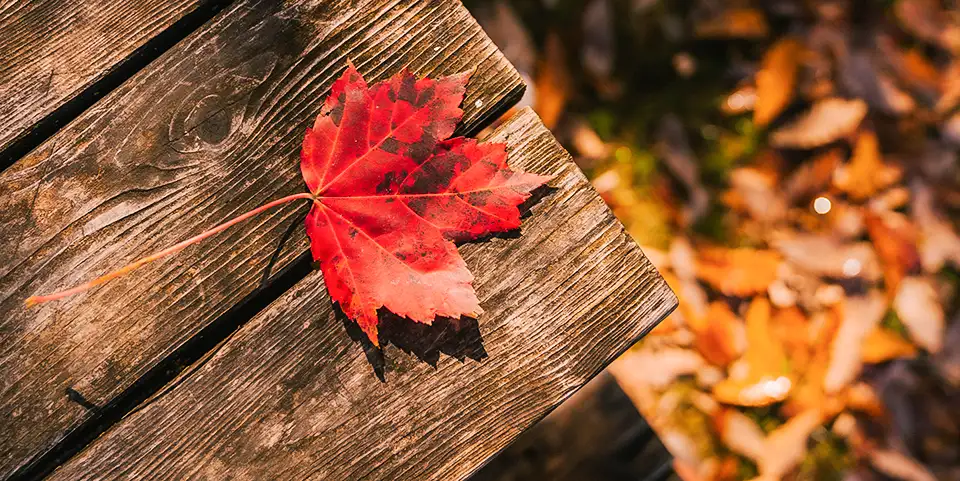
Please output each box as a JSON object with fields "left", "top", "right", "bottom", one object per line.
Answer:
{"left": 881, "top": 309, "right": 910, "bottom": 339}
{"left": 796, "top": 428, "right": 855, "bottom": 481}
{"left": 741, "top": 403, "right": 785, "bottom": 435}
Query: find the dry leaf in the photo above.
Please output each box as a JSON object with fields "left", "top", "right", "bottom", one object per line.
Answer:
{"left": 612, "top": 347, "right": 706, "bottom": 389}
{"left": 728, "top": 168, "right": 787, "bottom": 223}
{"left": 773, "top": 306, "right": 811, "bottom": 369}
{"left": 774, "top": 234, "right": 882, "bottom": 282}
{"left": 894, "top": 276, "right": 945, "bottom": 353}
{"left": 895, "top": 0, "right": 960, "bottom": 53}
{"left": 759, "top": 409, "right": 823, "bottom": 478}
{"left": 785, "top": 308, "right": 841, "bottom": 416}
{"left": 535, "top": 33, "right": 570, "bottom": 129}
{"left": 719, "top": 409, "right": 767, "bottom": 461}
{"left": 869, "top": 448, "right": 937, "bottom": 481}
{"left": 754, "top": 38, "right": 803, "bottom": 126}
{"left": 713, "top": 298, "right": 793, "bottom": 406}
{"left": 834, "top": 130, "right": 901, "bottom": 201}
{"left": 912, "top": 180, "right": 960, "bottom": 272}
{"left": 784, "top": 149, "right": 842, "bottom": 202}
{"left": 695, "top": 302, "right": 746, "bottom": 366}
{"left": 695, "top": 8, "right": 769, "bottom": 39}
{"left": 824, "top": 291, "right": 887, "bottom": 393}
{"left": 770, "top": 98, "right": 868, "bottom": 148}
{"left": 861, "top": 327, "right": 918, "bottom": 364}
{"left": 865, "top": 210, "right": 922, "bottom": 296}
{"left": 844, "top": 382, "right": 886, "bottom": 418}
{"left": 697, "top": 248, "right": 781, "bottom": 296}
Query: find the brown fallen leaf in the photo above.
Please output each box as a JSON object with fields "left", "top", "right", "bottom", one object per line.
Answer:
{"left": 534, "top": 33, "right": 570, "bottom": 129}
{"left": 824, "top": 291, "right": 887, "bottom": 393}
{"left": 834, "top": 130, "right": 902, "bottom": 202}
{"left": 784, "top": 149, "right": 842, "bottom": 202}
{"left": 865, "top": 210, "right": 922, "bottom": 297}
{"left": 697, "top": 247, "right": 781, "bottom": 297}
{"left": 894, "top": 276, "right": 945, "bottom": 353}
{"left": 754, "top": 38, "right": 803, "bottom": 127}
{"left": 770, "top": 98, "right": 868, "bottom": 148}
{"left": 861, "top": 327, "right": 918, "bottom": 364}
{"left": 695, "top": 8, "right": 769, "bottom": 39}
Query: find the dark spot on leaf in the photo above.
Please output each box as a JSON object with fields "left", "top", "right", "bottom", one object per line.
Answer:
{"left": 381, "top": 137, "right": 402, "bottom": 154}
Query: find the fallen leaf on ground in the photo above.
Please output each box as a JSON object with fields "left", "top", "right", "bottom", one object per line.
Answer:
{"left": 697, "top": 248, "right": 781, "bottom": 297}
{"left": 719, "top": 408, "right": 767, "bottom": 461}
{"left": 894, "top": 276, "right": 944, "bottom": 353}
{"left": 754, "top": 38, "right": 803, "bottom": 127}
{"left": 912, "top": 180, "right": 960, "bottom": 271}
{"left": 869, "top": 448, "right": 937, "bottom": 481}
{"left": 770, "top": 98, "right": 867, "bottom": 148}
{"left": 695, "top": 8, "right": 769, "bottom": 39}
{"left": 864, "top": 210, "right": 921, "bottom": 297}
{"left": 861, "top": 328, "right": 918, "bottom": 364}
{"left": 824, "top": 291, "right": 887, "bottom": 393}
{"left": 841, "top": 134, "right": 900, "bottom": 201}
{"left": 759, "top": 409, "right": 823, "bottom": 478}
{"left": 774, "top": 234, "right": 882, "bottom": 282}
{"left": 695, "top": 302, "right": 746, "bottom": 366}
{"left": 834, "top": 130, "right": 901, "bottom": 201}
{"left": 713, "top": 298, "right": 793, "bottom": 406}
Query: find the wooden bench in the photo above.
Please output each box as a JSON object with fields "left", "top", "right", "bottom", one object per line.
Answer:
{"left": 0, "top": 1, "right": 676, "bottom": 479}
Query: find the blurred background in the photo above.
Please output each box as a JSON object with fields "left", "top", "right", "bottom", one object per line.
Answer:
{"left": 461, "top": 1, "right": 960, "bottom": 480}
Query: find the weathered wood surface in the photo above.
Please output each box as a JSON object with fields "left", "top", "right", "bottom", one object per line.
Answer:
{"left": 0, "top": 0, "right": 203, "bottom": 157}
{"left": 47, "top": 107, "right": 677, "bottom": 481}
{"left": 0, "top": 0, "right": 523, "bottom": 476}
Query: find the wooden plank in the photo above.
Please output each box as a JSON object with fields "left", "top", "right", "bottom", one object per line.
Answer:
{"left": 47, "top": 108, "right": 677, "bottom": 481}
{"left": 0, "top": 0, "right": 204, "bottom": 158}
{"left": 0, "top": 0, "right": 523, "bottom": 476}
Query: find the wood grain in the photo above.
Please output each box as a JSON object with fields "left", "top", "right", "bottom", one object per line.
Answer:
{"left": 0, "top": 0, "right": 523, "bottom": 476}
{"left": 0, "top": 0, "right": 202, "bottom": 157}
{"left": 48, "top": 108, "right": 677, "bottom": 481}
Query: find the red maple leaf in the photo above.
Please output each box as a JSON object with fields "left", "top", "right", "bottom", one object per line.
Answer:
{"left": 28, "top": 64, "right": 552, "bottom": 346}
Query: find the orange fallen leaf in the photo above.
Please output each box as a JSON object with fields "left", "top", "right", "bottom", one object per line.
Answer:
{"left": 770, "top": 98, "right": 867, "bottom": 148}
{"left": 773, "top": 306, "right": 811, "bottom": 370}
{"left": 695, "top": 8, "right": 769, "bottom": 39}
{"left": 697, "top": 248, "right": 781, "bottom": 297}
{"left": 713, "top": 298, "right": 792, "bottom": 406}
{"left": 754, "top": 38, "right": 803, "bottom": 127}
{"left": 865, "top": 210, "right": 921, "bottom": 297}
{"left": 862, "top": 327, "right": 918, "bottom": 363}
{"left": 844, "top": 382, "right": 886, "bottom": 418}
{"left": 833, "top": 130, "right": 901, "bottom": 202}
{"left": 695, "top": 302, "right": 745, "bottom": 366}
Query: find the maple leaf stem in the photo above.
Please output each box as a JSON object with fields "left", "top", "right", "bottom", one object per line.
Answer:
{"left": 25, "top": 192, "right": 316, "bottom": 307}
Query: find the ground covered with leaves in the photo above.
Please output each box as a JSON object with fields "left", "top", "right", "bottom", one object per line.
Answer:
{"left": 470, "top": 1, "right": 959, "bottom": 480}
